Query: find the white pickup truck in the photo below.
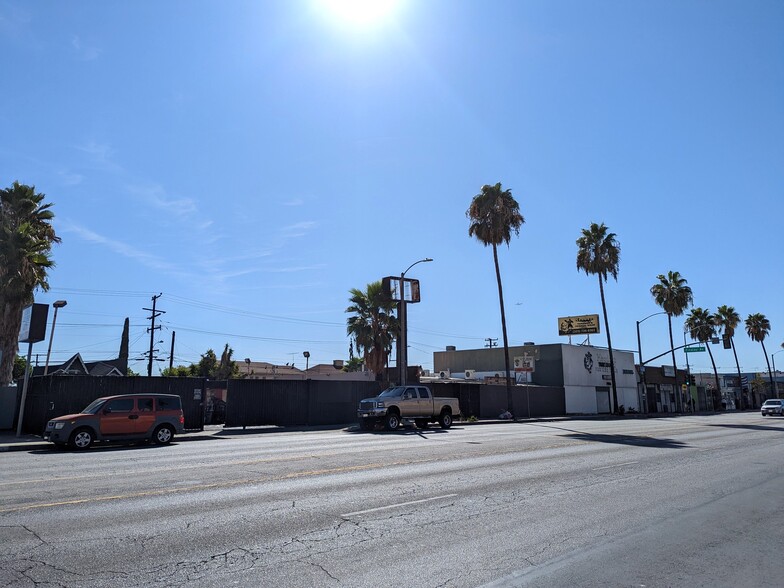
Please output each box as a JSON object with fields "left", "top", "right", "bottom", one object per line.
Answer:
{"left": 357, "top": 385, "right": 460, "bottom": 431}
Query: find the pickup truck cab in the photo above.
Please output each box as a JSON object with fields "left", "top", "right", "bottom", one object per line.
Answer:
{"left": 358, "top": 385, "right": 460, "bottom": 431}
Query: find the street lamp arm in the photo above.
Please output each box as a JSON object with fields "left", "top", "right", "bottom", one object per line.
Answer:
{"left": 642, "top": 341, "right": 699, "bottom": 366}
{"left": 402, "top": 257, "right": 433, "bottom": 277}
{"left": 638, "top": 310, "right": 668, "bottom": 325}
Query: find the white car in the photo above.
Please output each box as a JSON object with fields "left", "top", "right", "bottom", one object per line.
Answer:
{"left": 761, "top": 399, "right": 784, "bottom": 416}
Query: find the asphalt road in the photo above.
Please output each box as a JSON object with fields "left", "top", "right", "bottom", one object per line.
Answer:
{"left": 1, "top": 413, "right": 783, "bottom": 587}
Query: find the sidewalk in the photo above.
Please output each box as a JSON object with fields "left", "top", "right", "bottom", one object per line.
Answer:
{"left": 0, "top": 425, "right": 245, "bottom": 452}
{"left": 0, "top": 411, "right": 728, "bottom": 452}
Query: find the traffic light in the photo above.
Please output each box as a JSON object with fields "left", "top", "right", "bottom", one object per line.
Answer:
{"left": 688, "top": 374, "right": 696, "bottom": 386}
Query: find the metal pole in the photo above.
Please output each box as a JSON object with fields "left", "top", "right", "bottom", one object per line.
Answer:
{"left": 637, "top": 320, "right": 647, "bottom": 414}
{"left": 16, "top": 342, "right": 34, "bottom": 437}
{"left": 399, "top": 273, "right": 406, "bottom": 386}
{"left": 772, "top": 351, "right": 781, "bottom": 399}
{"left": 400, "top": 289, "right": 408, "bottom": 385}
{"left": 43, "top": 306, "right": 59, "bottom": 376}
{"left": 683, "top": 331, "right": 691, "bottom": 412}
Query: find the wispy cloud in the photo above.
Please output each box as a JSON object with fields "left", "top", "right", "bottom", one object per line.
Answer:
{"left": 267, "top": 264, "right": 326, "bottom": 273}
{"left": 281, "top": 221, "right": 317, "bottom": 238}
{"left": 61, "top": 220, "right": 180, "bottom": 274}
{"left": 74, "top": 140, "right": 121, "bottom": 172}
{"left": 71, "top": 35, "right": 101, "bottom": 61}
{"left": 126, "top": 183, "right": 199, "bottom": 218}
{"left": 57, "top": 169, "right": 83, "bottom": 186}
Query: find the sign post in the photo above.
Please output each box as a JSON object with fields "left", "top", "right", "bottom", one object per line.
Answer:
{"left": 16, "top": 304, "right": 49, "bottom": 437}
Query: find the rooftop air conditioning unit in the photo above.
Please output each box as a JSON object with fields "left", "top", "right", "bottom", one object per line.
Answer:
{"left": 465, "top": 369, "right": 476, "bottom": 379}
{"left": 438, "top": 369, "right": 450, "bottom": 379}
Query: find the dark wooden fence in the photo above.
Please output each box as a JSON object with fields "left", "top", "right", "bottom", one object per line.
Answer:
{"left": 10, "top": 376, "right": 567, "bottom": 434}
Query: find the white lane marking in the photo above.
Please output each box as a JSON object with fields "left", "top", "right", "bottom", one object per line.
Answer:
{"left": 592, "top": 461, "right": 639, "bottom": 471}
{"left": 342, "top": 494, "right": 458, "bottom": 517}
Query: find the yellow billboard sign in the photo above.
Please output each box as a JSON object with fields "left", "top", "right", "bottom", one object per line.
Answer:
{"left": 558, "top": 314, "right": 600, "bottom": 336}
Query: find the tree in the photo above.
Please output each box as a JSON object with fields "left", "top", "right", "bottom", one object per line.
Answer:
{"left": 685, "top": 307, "right": 721, "bottom": 399}
{"left": 650, "top": 271, "right": 693, "bottom": 412}
{"left": 343, "top": 357, "right": 365, "bottom": 372}
{"left": 12, "top": 355, "right": 27, "bottom": 380}
{"left": 715, "top": 305, "right": 744, "bottom": 410}
{"left": 576, "top": 222, "right": 621, "bottom": 413}
{"left": 0, "top": 182, "right": 60, "bottom": 385}
{"left": 161, "top": 344, "right": 238, "bottom": 378}
{"left": 346, "top": 281, "right": 398, "bottom": 380}
{"left": 467, "top": 183, "right": 524, "bottom": 415}
{"left": 161, "top": 365, "right": 195, "bottom": 378}
{"left": 216, "top": 343, "right": 240, "bottom": 380}
{"left": 745, "top": 313, "right": 776, "bottom": 399}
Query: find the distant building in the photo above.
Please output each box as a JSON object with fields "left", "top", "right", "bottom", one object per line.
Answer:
{"left": 33, "top": 353, "right": 126, "bottom": 377}
{"left": 432, "top": 343, "right": 638, "bottom": 415}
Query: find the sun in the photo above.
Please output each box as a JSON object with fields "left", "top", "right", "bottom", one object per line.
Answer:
{"left": 316, "top": 0, "right": 401, "bottom": 27}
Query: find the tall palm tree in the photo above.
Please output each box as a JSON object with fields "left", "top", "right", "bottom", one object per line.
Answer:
{"left": 650, "top": 271, "right": 693, "bottom": 412}
{"left": 576, "top": 223, "right": 621, "bottom": 413}
{"left": 346, "top": 281, "right": 399, "bottom": 381}
{"left": 745, "top": 313, "right": 776, "bottom": 399}
{"left": 0, "top": 182, "right": 60, "bottom": 385}
{"left": 715, "top": 305, "right": 744, "bottom": 410}
{"left": 467, "top": 183, "right": 524, "bottom": 415}
{"left": 684, "top": 307, "right": 721, "bottom": 401}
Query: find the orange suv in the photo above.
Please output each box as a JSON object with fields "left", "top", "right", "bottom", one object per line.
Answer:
{"left": 43, "top": 394, "right": 185, "bottom": 450}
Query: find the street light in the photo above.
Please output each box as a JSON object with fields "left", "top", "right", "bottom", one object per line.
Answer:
{"left": 244, "top": 358, "right": 251, "bottom": 376}
{"left": 636, "top": 311, "right": 667, "bottom": 413}
{"left": 772, "top": 349, "right": 784, "bottom": 399}
{"left": 398, "top": 258, "right": 433, "bottom": 385}
{"left": 303, "top": 351, "right": 310, "bottom": 373}
{"left": 43, "top": 300, "right": 67, "bottom": 375}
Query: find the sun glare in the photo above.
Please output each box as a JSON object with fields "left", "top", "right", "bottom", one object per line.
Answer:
{"left": 317, "top": 0, "right": 400, "bottom": 27}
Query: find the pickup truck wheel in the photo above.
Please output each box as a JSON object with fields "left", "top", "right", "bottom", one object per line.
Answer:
{"left": 384, "top": 413, "right": 401, "bottom": 431}
{"left": 439, "top": 412, "right": 453, "bottom": 429}
{"left": 415, "top": 419, "right": 429, "bottom": 429}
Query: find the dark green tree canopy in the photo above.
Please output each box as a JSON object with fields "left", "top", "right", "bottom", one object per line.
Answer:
{"left": 466, "top": 183, "right": 525, "bottom": 248}
{"left": 650, "top": 271, "right": 693, "bottom": 317}
{"left": 0, "top": 182, "right": 60, "bottom": 385}
{"left": 576, "top": 222, "right": 620, "bottom": 282}
{"left": 346, "top": 281, "right": 398, "bottom": 378}
{"left": 685, "top": 307, "right": 717, "bottom": 343}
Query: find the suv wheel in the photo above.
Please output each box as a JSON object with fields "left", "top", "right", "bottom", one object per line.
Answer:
{"left": 153, "top": 425, "right": 174, "bottom": 445}
{"left": 69, "top": 428, "right": 94, "bottom": 450}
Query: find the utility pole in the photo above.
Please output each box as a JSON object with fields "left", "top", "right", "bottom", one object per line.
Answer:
{"left": 143, "top": 294, "right": 165, "bottom": 377}
{"left": 169, "top": 331, "right": 176, "bottom": 371}
{"left": 485, "top": 338, "right": 498, "bottom": 349}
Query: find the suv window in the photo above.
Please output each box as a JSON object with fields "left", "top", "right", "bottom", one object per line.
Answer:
{"left": 138, "top": 398, "right": 154, "bottom": 412}
{"left": 106, "top": 398, "right": 134, "bottom": 413}
{"left": 157, "top": 397, "right": 181, "bottom": 411}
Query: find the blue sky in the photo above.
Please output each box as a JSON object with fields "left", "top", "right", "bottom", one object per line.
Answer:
{"left": 2, "top": 0, "right": 782, "bottom": 377}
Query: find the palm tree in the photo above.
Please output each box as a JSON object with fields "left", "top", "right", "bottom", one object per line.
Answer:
{"left": 715, "top": 305, "right": 744, "bottom": 410}
{"left": 346, "top": 281, "right": 399, "bottom": 381}
{"left": 576, "top": 223, "right": 621, "bottom": 413}
{"left": 0, "top": 182, "right": 60, "bottom": 385}
{"left": 745, "top": 313, "right": 776, "bottom": 399}
{"left": 467, "top": 183, "right": 524, "bottom": 415}
{"left": 650, "top": 271, "right": 693, "bottom": 412}
{"left": 685, "top": 307, "right": 721, "bottom": 401}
